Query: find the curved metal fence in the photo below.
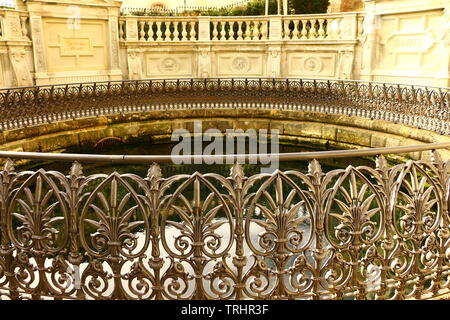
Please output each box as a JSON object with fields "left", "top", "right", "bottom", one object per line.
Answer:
{"left": 0, "top": 149, "right": 449, "bottom": 300}
{"left": 0, "top": 78, "right": 449, "bottom": 300}
{"left": 0, "top": 78, "right": 448, "bottom": 134}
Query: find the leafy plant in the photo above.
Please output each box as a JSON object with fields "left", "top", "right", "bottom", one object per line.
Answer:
{"left": 289, "top": 0, "right": 330, "bottom": 14}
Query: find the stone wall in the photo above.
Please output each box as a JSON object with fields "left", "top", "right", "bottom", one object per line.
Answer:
{"left": 1, "top": 108, "right": 449, "bottom": 162}
{"left": 360, "top": 0, "right": 450, "bottom": 87}
{"left": 0, "top": 0, "right": 448, "bottom": 87}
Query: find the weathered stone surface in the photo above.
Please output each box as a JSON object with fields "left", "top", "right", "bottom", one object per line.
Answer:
{"left": 0, "top": 109, "right": 448, "bottom": 159}
{"left": 321, "top": 126, "right": 337, "bottom": 141}
{"left": 370, "top": 134, "right": 387, "bottom": 148}
{"left": 385, "top": 137, "right": 401, "bottom": 148}
{"left": 235, "top": 120, "right": 269, "bottom": 131}
{"left": 269, "top": 120, "right": 285, "bottom": 134}
{"left": 77, "top": 128, "right": 110, "bottom": 149}
{"left": 336, "top": 128, "right": 372, "bottom": 147}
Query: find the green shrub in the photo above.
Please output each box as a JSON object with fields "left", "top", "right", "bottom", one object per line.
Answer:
{"left": 122, "top": 0, "right": 329, "bottom": 17}
{"left": 289, "top": 0, "right": 330, "bottom": 14}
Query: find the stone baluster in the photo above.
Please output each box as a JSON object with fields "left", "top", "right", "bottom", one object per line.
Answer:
{"left": 190, "top": 22, "right": 197, "bottom": 40}
{"left": 299, "top": 20, "right": 307, "bottom": 39}
{"left": 291, "top": 20, "right": 299, "bottom": 40}
{"left": 228, "top": 22, "right": 234, "bottom": 40}
{"left": 181, "top": 22, "right": 187, "bottom": 41}
{"left": 212, "top": 21, "right": 219, "bottom": 40}
{"left": 309, "top": 19, "right": 317, "bottom": 39}
{"left": 156, "top": 21, "right": 162, "bottom": 41}
{"left": 166, "top": 21, "right": 172, "bottom": 41}
{"left": 261, "top": 21, "right": 268, "bottom": 40}
{"left": 253, "top": 22, "right": 259, "bottom": 40}
{"left": 139, "top": 21, "right": 146, "bottom": 41}
{"left": 237, "top": 21, "right": 243, "bottom": 40}
{"left": 318, "top": 19, "right": 326, "bottom": 39}
{"left": 244, "top": 21, "right": 252, "bottom": 40}
{"left": 173, "top": 22, "right": 180, "bottom": 41}
{"left": 119, "top": 20, "right": 125, "bottom": 41}
{"left": 221, "top": 22, "right": 227, "bottom": 40}
{"left": 327, "top": 18, "right": 334, "bottom": 40}
{"left": 283, "top": 19, "right": 290, "bottom": 40}
{"left": 21, "top": 16, "right": 29, "bottom": 40}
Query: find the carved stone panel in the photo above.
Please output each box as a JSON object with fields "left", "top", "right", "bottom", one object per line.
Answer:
{"left": 376, "top": 10, "right": 442, "bottom": 73}
{"left": 43, "top": 18, "right": 108, "bottom": 73}
{"left": 30, "top": 16, "right": 47, "bottom": 72}
{"left": 216, "top": 53, "right": 264, "bottom": 77}
{"left": 127, "top": 50, "right": 143, "bottom": 80}
{"left": 146, "top": 53, "right": 194, "bottom": 77}
{"left": 286, "top": 53, "right": 336, "bottom": 77}
{"left": 9, "top": 48, "right": 33, "bottom": 86}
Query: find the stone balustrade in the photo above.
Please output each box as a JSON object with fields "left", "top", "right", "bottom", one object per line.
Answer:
{"left": 0, "top": 8, "right": 30, "bottom": 41}
{"left": 210, "top": 16, "right": 270, "bottom": 41}
{"left": 0, "top": 0, "right": 448, "bottom": 89}
{"left": 121, "top": 16, "right": 199, "bottom": 42}
{"left": 282, "top": 12, "right": 363, "bottom": 40}
{"left": 120, "top": 13, "right": 363, "bottom": 43}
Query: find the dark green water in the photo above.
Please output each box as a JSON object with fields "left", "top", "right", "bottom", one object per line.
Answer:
{"left": 21, "top": 140, "right": 376, "bottom": 176}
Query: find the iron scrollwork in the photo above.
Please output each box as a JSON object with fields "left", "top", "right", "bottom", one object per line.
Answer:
{"left": 0, "top": 150, "right": 449, "bottom": 300}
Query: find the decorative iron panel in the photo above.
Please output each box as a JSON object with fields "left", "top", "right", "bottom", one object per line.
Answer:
{"left": 0, "top": 78, "right": 448, "bottom": 134}
{"left": 0, "top": 151, "right": 449, "bottom": 300}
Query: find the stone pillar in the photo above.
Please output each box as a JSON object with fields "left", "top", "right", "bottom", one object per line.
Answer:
{"left": 2, "top": 9, "right": 34, "bottom": 86}
{"left": 359, "top": 0, "right": 377, "bottom": 81}
{"left": 3, "top": 11, "right": 24, "bottom": 40}
{"left": 9, "top": 48, "right": 33, "bottom": 86}
{"left": 341, "top": 13, "right": 358, "bottom": 40}
{"left": 268, "top": 47, "right": 281, "bottom": 78}
{"left": 107, "top": 7, "right": 122, "bottom": 81}
{"left": 198, "top": 47, "right": 212, "bottom": 78}
{"left": 127, "top": 49, "right": 143, "bottom": 80}
{"left": 25, "top": 0, "right": 124, "bottom": 85}
{"left": 126, "top": 17, "right": 139, "bottom": 41}
{"left": 337, "top": 46, "right": 355, "bottom": 80}
{"left": 29, "top": 16, "right": 47, "bottom": 81}
{"left": 197, "top": 16, "right": 211, "bottom": 41}
{"left": 269, "top": 16, "right": 283, "bottom": 41}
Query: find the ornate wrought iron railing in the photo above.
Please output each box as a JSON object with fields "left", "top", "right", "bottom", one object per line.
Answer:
{"left": 0, "top": 142, "right": 449, "bottom": 300}
{"left": 0, "top": 78, "right": 448, "bottom": 134}
{"left": 0, "top": 77, "right": 449, "bottom": 300}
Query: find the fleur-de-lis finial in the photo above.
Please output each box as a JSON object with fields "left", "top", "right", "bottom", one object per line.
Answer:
{"left": 308, "top": 159, "right": 322, "bottom": 183}
{"left": 230, "top": 162, "right": 245, "bottom": 189}
{"left": 231, "top": 162, "right": 244, "bottom": 180}
{"left": 70, "top": 161, "right": 83, "bottom": 178}
{"left": 375, "top": 154, "right": 389, "bottom": 173}
{"left": 148, "top": 163, "right": 162, "bottom": 190}
{"left": 3, "top": 158, "right": 15, "bottom": 174}
{"left": 431, "top": 150, "right": 443, "bottom": 166}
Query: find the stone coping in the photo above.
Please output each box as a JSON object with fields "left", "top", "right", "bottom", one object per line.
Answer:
{"left": 0, "top": 108, "right": 449, "bottom": 162}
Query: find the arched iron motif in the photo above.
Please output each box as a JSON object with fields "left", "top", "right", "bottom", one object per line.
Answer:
{"left": 0, "top": 151, "right": 448, "bottom": 300}
{"left": 0, "top": 78, "right": 448, "bottom": 134}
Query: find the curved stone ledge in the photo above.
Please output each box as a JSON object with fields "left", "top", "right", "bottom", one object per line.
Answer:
{"left": 1, "top": 108, "right": 449, "bottom": 161}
